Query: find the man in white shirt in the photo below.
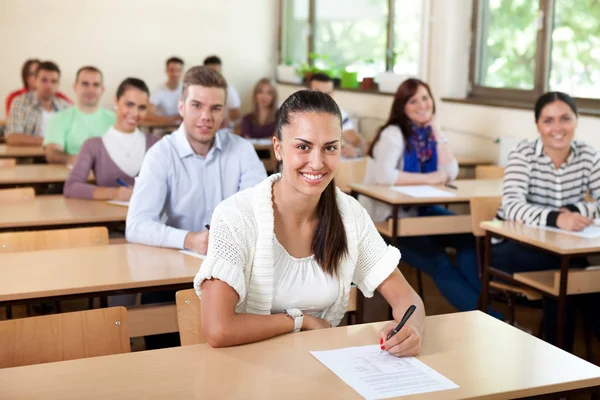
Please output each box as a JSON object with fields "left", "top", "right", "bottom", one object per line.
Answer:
{"left": 126, "top": 65, "right": 266, "bottom": 349}
{"left": 144, "top": 57, "right": 184, "bottom": 126}
{"left": 309, "top": 73, "right": 367, "bottom": 158}
{"left": 203, "top": 55, "right": 241, "bottom": 127}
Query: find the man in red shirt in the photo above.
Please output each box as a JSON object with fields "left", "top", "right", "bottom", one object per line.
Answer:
{"left": 4, "top": 59, "right": 71, "bottom": 116}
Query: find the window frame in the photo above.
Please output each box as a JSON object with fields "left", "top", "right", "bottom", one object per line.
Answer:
{"left": 277, "top": 0, "right": 427, "bottom": 79}
{"left": 468, "top": 0, "right": 600, "bottom": 111}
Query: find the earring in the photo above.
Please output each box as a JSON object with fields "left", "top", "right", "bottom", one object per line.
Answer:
{"left": 276, "top": 154, "right": 282, "bottom": 160}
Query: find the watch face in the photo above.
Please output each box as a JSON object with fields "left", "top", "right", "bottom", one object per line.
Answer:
{"left": 286, "top": 308, "right": 303, "bottom": 318}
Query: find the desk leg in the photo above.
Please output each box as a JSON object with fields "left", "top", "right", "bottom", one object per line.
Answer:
{"left": 390, "top": 205, "right": 399, "bottom": 247}
{"left": 480, "top": 231, "right": 492, "bottom": 312}
{"left": 557, "top": 255, "right": 570, "bottom": 349}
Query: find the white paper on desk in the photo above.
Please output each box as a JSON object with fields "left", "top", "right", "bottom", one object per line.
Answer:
{"left": 106, "top": 200, "right": 129, "bottom": 207}
{"left": 535, "top": 225, "right": 600, "bottom": 239}
{"left": 246, "top": 138, "right": 273, "bottom": 146}
{"left": 180, "top": 250, "right": 206, "bottom": 259}
{"left": 391, "top": 185, "right": 456, "bottom": 198}
{"left": 311, "top": 345, "right": 458, "bottom": 400}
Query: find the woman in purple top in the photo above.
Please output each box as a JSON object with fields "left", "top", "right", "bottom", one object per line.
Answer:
{"left": 64, "top": 78, "right": 159, "bottom": 201}
{"left": 240, "top": 78, "right": 278, "bottom": 139}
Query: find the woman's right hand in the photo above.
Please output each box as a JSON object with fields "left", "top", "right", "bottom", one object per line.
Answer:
{"left": 113, "top": 187, "right": 133, "bottom": 201}
{"left": 556, "top": 212, "right": 592, "bottom": 232}
{"left": 425, "top": 171, "right": 448, "bottom": 185}
{"left": 301, "top": 315, "right": 331, "bottom": 331}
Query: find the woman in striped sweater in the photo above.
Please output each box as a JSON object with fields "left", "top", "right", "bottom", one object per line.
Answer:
{"left": 495, "top": 91, "right": 600, "bottom": 350}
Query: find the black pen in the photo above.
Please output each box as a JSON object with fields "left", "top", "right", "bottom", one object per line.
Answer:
{"left": 205, "top": 224, "right": 210, "bottom": 230}
{"left": 386, "top": 305, "right": 417, "bottom": 341}
{"left": 445, "top": 183, "right": 458, "bottom": 190}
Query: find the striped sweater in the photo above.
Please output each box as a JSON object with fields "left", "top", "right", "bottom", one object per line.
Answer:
{"left": 497, "top": 138, "right": 600, "bottom": 227}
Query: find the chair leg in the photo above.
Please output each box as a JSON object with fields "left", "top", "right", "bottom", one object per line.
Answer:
{"left": 416, "top": 270, "right": 424, "bottom": 298}
{"left": 507, "top": 292, "right": 516, "bottom": 326}
{"left": 584, "top": 321, "right": 595, "bottom": 364}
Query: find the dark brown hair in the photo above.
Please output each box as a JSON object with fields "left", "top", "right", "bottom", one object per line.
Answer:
{"left": 116, "top": 77, "right": 149, "bottom": 100}
{"left": 251, "top": 78, "right": 278, "bottom": 127}
{"left": 368, "top": 78, "right": 436, "bottom": 157}
{"left": 276, "top": 90, "right": 347, "bottom": 276}
{"left": 534, "top": 91, "right": 578, "bottom": 122}
{"left": 21, "top": 59, "right": 40, "bottom": 88}
{"left": 181, "top": 65, "right": 227, "bottom": 101}
{"left": 36, "top": 61, "right": 61, "bottom": 77}
{"left": 75, "top": 66, "right": 103, "bottom": 83}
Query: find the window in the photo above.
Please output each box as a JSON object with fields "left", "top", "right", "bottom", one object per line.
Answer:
{"left": 469, "top": 0, "right": 600, "bottom": 106}
{"left": 279, "top": 0, "right": 425, "bottom": 83}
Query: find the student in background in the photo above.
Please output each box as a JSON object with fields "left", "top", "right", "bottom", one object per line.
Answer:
{"left": 195, "top": 90, "right": 425, "bottom": 353}
{"left": 64, "top": 78, "right": 158, "bottom": 201}
{"left": 126, "top": 66, "right": 266, "bottom": 349}
{"left": 4, "top": 59, "right": 71, "bottom": 116}
{"left": 145, "top": 57, "right": 184, "bottom": 126}
{"left": 240, "top": 78, "right": 278, "bottom": 139}
{"left": 203, "top": 55, "right": 241, "bottom": 127}
{"left": 494, "top": 91, "right": 600, "bottom": 350}
{"left": 360, "top": 78, "right": 500, "bottom": 319}
{"left": 309, "top": 73, "right": 367, "bottom": 158}
{"left": 6, "top": 61, "right": 70, "bottom": 146}
{"left": 44, "top": 66, "right": 115, "bottom": 164}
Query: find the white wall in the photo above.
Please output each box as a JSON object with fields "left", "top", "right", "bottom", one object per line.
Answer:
{"left": 0, "top": 0, "right": 277, "bottom": 119}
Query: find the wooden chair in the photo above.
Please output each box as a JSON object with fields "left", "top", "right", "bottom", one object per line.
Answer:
{"left": 475, "top": 165, "right": 505, "bottom": 180}
{"left": 175, "top": 286, "right": 360, "bottom": 346}
{"left": 335, "top": 158, "right": 367, "bottom": 194}
{"left": 0, "top": 158, "right": 16, "bottom": 168}
{"left": 470, "top": 196, "right": 542, "bottom": 326}
{"left": 0, "top": 226, "right": 109, "bottom": 253}
{"left": 0, "top": 227, "right": 109, "bottom": 318}
{"left": 0, "top": 306, "right": 130, "bottom": 368}
{"left": 0, "top": 187, "right": 35, "bottom": 202}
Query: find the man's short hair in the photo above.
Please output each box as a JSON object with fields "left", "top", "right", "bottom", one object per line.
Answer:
{"left": 36, "top": 61, "right": 60, "bottom": 77}
{"left": 181, "top": 66, "right": 227, "bottom": 101}
{"left": 309, "top": 72, "right": 332, "bottom": 84}
{"left": 166, "top": 57, "right": 184, "bottom": 67}
{"left": 75, "top": 66, "right": 103, "bottom": 83}
{"left": 203, "top": 55, "right": 222, "bottom": 66}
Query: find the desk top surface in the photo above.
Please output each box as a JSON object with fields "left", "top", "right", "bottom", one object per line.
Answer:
{"left": 0, "top": 244, "right": 201, "bottom": 301}
{"left": 0, "top": 144, "right": 45, "bottom": 158}
{"left": 0, "top": 195, "right": 128, "bottom": 229}
{"left": 0, "top": 164, "right": 88, "bottom": 184}
{"left": 1, "top": 311, "right": 599, "bottom": 399}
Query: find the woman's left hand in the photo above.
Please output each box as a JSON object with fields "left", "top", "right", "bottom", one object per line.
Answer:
{"left": 379, "top": 321, "right": 423, "bottom": 357}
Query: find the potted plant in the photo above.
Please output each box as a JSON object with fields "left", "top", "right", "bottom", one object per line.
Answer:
{"left": 359, "top": 58, "right": 376, "bottom": 91}
{"left": 296, "top": 53, "right": 337, "bottom": 85}
{"left": 277, "top": 58, "right": 302, "bottom": 84}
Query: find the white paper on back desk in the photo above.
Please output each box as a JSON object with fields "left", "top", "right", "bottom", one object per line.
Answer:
{"left": 311, "top": 345, "right": 458, "bottom": 399}
{"left": 391, "top": 185, "right": 455, "bottom": 198}
{"left": 535, "top": 224, "right": 600, "bottom": 239}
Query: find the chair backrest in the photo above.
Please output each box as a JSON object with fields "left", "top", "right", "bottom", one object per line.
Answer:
{"left": 335, "top": 158, "right": 367, "bottom": 193}
{"left": 0, "top": 187, "right": 35, "bottom": 202}
{"left": 0, "top": 307, "right": 130, "bottom": 368}
{"left": 0, "top": 158, "right": 16, "bottom": 168}
{"left": 470, "top": 196, "right": 502, "bottom": 237}
{"left": 0, "top": 227, "right": 109, "bottom": 253}
{"left": 176, "top": 289, "right": 206, "bottom": 346}
{"left": 475, "top": 165, "right": 505, "bottom": 180}
{"left": 176, "top": 285, "right": 361, "bottom": 346}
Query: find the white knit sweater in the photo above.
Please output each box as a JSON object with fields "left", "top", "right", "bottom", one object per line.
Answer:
{"left": 193, "top": 174, "right": 401, "bottom": 327}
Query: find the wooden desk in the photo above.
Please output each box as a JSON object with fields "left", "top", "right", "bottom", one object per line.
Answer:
{"left": 351, "top": 179, "right": 502, "bottom": 243}
{"left": 0, "top": 164, "right": 92, "bottom": 188}
{"left": 480, "top": 220, "right": 600, "bottom": 348}
{"left": 0, "top": 244, "right": 201, "bottom": 337}
{"left": 250, "top": 140, "right": 277, "bottom": 172}
{"left": 0, "top": 144, "right": 45, "bottom": 159}
{"left": 1, "top": 311, "right": 599, "bottom": 399}
{"left": 457, "top": 155, "right": 494, "bottom": 167}
{"left": 335, "top": 157, "right": 366, "bottom": 193}
{"left": 0, "top": 195, "right": 128, "bottom": 231}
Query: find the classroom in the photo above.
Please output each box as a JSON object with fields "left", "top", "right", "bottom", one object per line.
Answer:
{"left": 1, "top": 0, "right": 600, "bottom": 398}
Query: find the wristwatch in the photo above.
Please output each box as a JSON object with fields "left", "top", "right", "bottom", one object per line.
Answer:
{"left": 284, "top": 308, "right": 304, "bottom": 333}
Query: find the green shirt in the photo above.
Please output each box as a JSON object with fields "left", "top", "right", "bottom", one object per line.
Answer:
{"left": 43, "top": 107, "right": 116, "bottom": 155}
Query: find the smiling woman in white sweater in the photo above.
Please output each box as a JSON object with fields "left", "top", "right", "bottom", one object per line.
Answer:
{"left": 194, "top": 90, "right": 425, "bottom": 356}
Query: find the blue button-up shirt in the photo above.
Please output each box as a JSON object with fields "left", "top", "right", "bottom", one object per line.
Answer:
{"left": 126, "top": 125, "right": 267, "bottom": 249}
